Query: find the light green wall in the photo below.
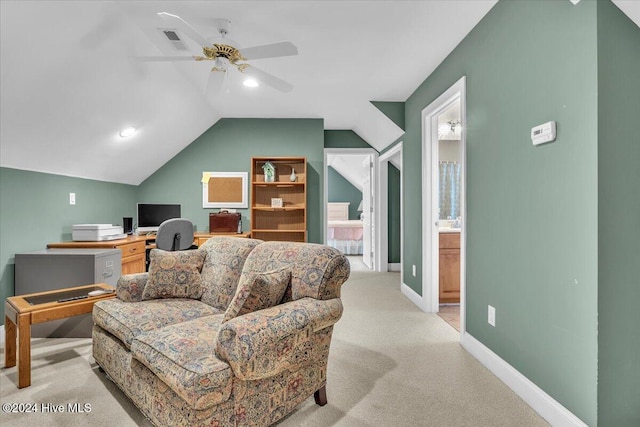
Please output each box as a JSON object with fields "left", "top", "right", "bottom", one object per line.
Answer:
{"left": 0, "top": 167, "right": 137, "bottom": 320}
{"left": 324, "top": 130, "right": 371, "bottom": 149}
{"left": 404, "top": 0, "right": 599, "bottom": 424}
{"left": 138, "top": 118, "right": 325, "bottom": 243}
{"left": 327, "top": 167, "right": 362, "bottom": 220}
{"left": 596, "top": 1, "right": 640, "bottom": 425}
{"left": 388, "top": 164, "right": 401, "bottom": 263}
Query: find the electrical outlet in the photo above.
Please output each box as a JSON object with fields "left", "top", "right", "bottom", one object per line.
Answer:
{"left": 69, "top": 192, "right": 76, "bottom": 205}
{"left": 412, "top": 265, "right": 416, "bottom": 277}
{"left": 488, "top": 305, "right": 496, "bottom": 327}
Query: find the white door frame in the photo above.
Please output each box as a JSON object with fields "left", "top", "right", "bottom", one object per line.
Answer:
{"left": 421, "top": 76, "right": 467, "bottom": 336}
{"left": 323, "top": 148, "right": 381, "bottom": 271}
{"left": 361, "top": 155, "right": 374, "bottom": 269}
{"left": 379, "top": 142, "right": 403, "bottom": 276}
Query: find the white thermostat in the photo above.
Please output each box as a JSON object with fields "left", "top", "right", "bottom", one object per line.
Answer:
{"left": 531, "top": 121, "right": 557, "bottom": 146}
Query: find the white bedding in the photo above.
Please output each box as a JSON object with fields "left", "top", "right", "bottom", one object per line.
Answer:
{"left": 327, "top": 203, "right": 363, "bottom": 255}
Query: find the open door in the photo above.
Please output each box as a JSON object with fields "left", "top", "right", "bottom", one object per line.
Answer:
{"left": 362, "top": 155, "right": 374, "bottom": 269}
{"left": 323, "top": 148, "right": 379, "bottom": 271}
{"left": 419, "top": 76, "right": 466, "bottom": 338}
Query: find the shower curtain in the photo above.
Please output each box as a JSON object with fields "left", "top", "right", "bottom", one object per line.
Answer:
{"left": 439, "top": 161, "right": 461, "bottom": 220}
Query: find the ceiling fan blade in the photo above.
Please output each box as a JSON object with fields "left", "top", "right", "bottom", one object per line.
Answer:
{"left": 133, "top": 56, "right": 197, "bottom": 62}
{"left": 205, "top": 69, "right": 227, "bottom": 100}
{"left": 157, "top": 12, "right": 210, "bottom": 48}
{"left": 239, "top": 41, "right": 298, "bottom": 60}
{"left": 240, "top": 65, "right": 293, "bottom": 93}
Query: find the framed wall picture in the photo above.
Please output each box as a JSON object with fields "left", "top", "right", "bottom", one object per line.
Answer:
{"left": 202, "top": 172, "right": 248, "bottom": 208}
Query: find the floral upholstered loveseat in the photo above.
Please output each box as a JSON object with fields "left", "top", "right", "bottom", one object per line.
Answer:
{"left": 92, "top": 237, "right": 350, "bottom": 427}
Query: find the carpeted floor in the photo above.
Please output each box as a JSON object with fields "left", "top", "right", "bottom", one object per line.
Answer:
{"left": 1, "top": 269, "right": 548, "bottom": 426}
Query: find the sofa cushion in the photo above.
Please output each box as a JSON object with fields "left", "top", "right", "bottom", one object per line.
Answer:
{"left": 142, "top": 249, "right": 206, "bottom": 300}
{"left": 131, "top": 314, "right": 233, "bottom": 410}
{"left": 93, "top": 298, "right": 220, "bottom": 348}
{"left": 223, "top": 268, "right": 291, "bottom": 322}
{"left": 199, "top": 237, "right": 262, "bottom": 311}
{"left": 240, "top": 242, "right": 350, "bottom": 302}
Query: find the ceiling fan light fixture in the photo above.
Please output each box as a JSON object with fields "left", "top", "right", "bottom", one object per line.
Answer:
{"left": 243, "top": 78, "right": 259, "bottom": 88}
{"left": 119, "top": 126, "right": 137, "bottom": 138}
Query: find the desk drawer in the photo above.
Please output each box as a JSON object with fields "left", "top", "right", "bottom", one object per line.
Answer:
{"left": 119, "top": 241, "right": 145, "bottom": 260}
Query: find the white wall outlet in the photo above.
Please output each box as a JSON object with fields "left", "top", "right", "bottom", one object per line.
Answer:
{"left": 69, "top": 192, "right": 76, "bottom": 205}
{"left": 412, "top": 265, "right": 416, "bottom": 277}
{"left": 488, "top": 305, "right": 496, "bottom": 327}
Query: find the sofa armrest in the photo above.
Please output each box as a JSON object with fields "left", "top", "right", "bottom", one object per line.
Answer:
{"left": 115, "top": 273, "right": 148, "bottom": 302}
{"left": 215, "top": 297, "right": 343, "bottom": 381}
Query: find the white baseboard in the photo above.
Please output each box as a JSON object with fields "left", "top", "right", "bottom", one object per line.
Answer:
{"left": 388, "top": 263, "right": 401, "bottom": 272}
{"left": 401, "top": 282, "right": 427, "bottom": 312}
{"left": 461, "top": 332, "right": 588, "bottom": 427}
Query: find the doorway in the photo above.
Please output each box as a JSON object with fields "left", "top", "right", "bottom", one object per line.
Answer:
{"left": 379, "top": 142, "right": 403, "bottom": 278}
{"left": 421, "top": 77, "right": 467, "bottom": 337}
{"left": 324, "top": 148, "right": 379, "bottom": 270}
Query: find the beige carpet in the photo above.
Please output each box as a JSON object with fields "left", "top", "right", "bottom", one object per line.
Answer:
{"left": 1, "top": 269, "right": 548, "bottom": 426}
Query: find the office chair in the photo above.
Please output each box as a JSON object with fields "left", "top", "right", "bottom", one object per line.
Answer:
{"left": 155, "top": 218, "right": 195, "bottom": 251}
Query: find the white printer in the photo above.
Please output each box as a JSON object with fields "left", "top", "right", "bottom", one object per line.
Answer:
{"left": 72, "top": 224, "right": 126, "bottom": 241}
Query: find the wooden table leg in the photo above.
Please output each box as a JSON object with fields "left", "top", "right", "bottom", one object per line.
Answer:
{"left": 4, "top": 315, "right": 16, "bottom": 368}
{"left": 17, "top": 313, "right": 31, "bottom": 388}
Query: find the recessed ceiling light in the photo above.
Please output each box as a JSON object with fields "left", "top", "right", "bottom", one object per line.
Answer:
{"left": 243, "top": 78, "right": 259, "bottom": 88}
{"left": 119, "top": 126, "right": 137, "bottom": 138}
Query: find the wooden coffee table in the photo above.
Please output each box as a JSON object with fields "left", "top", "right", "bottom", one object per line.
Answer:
{"left": 4, "top": 283, "right": 116, "bottom": 388}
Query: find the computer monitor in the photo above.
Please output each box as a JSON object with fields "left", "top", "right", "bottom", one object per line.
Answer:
{"left": 136, "top": 203, "right": 181, "bottom": 234}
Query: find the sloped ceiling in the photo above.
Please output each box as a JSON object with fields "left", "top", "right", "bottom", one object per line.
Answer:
{"left": 1, "top": 1, "right": 638, "bottom": 185}
{"left": 0, "top": 0, "right": 497, "bottom": 185}
{"left": 328, "top": 154, "right": 371, "bottom": 193}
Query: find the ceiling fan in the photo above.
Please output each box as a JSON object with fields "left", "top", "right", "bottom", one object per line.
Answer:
{"left": 138, "top": 12, "right": 298, "bottom": 97}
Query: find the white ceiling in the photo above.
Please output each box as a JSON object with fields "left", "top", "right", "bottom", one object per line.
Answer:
{"left": 327, "top": 153, "right": 372, "bottom": 193}
{"left": 1, "top": 1, "right": 638, "bottom": 185}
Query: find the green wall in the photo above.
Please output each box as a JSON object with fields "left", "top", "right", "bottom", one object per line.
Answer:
{"left": 596, "top": 1, "right": 640, "bottom": 425}
{"left": 138, "top": 118, "right": 325, "bottom": 243}
{"left": 324, "top": 130, "right": 371, "bottom": 149}
{"left": 0, "top": 167, "right": 137, "bottom": 320}
{"left": 327, "top": 166, "right": 362, "bottom": 220}
{"left": 404, "top": 0, "right": 599, "bottom": 424}
{"left": 388, "top": 164, "right": 401, "bottom": 263}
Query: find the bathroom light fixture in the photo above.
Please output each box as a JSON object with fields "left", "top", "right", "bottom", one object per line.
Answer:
{"left": 438, "top": 120, "right": 462, "bottom": 140}
{"left": 243, "top": 78, "right": 259, "bottom": 88}
{"left": 447, "top": 120, "right": 461, "bottom": 132}
{"left": 119, "top": 126, "right": 137, "bottom": 138}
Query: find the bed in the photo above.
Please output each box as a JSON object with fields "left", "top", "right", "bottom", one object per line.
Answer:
{"left": 327, "top": 202, "right": 363, "bottom": 255}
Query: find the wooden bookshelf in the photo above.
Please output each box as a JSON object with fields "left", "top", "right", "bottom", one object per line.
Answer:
{"left": 251, "top": 157, "right": 307, "bottom": 242}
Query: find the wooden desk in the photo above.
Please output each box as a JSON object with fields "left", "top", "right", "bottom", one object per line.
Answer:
{"left": 4, "top": 283, "right": 116, "bottom": 388}
{"left": 48, "top": 236, "right": 149, "bottom": 274}
{"left": 194, "top": 231, "right": 251, "bottom": 246}
{"left": 48, "top": 233, "right": 251, "bottom": 273}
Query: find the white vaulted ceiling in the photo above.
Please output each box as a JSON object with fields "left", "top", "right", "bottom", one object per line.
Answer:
{"left": 1, "top": 1, "right": 638, "bottom": 185}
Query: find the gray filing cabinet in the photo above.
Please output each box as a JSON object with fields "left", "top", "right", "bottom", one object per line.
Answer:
{"left": 15, "top": 248, "right": 121, "bottom": 337}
